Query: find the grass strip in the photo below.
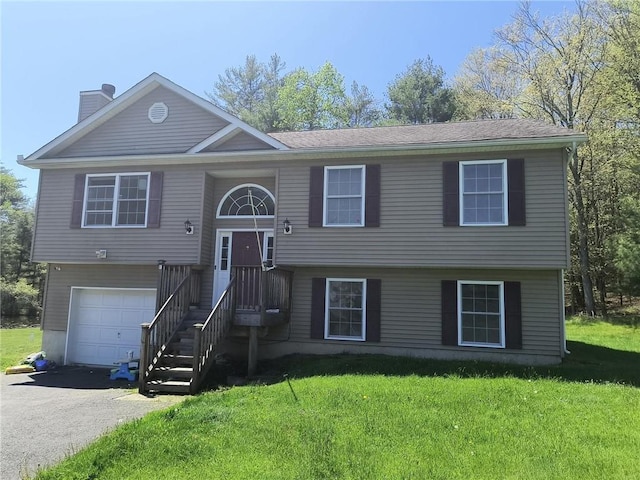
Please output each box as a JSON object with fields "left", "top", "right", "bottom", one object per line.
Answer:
{"left": 0, "top": 327, "right": 42, "bottom": 371}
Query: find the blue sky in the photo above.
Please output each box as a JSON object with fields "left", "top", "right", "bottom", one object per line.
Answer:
{"left": 1, "top": 0, "right": 575, "bottom": 199}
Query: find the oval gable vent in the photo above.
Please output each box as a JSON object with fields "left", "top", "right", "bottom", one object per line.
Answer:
{"left": 148, "top": 102, "right": 168, "bottom": 123}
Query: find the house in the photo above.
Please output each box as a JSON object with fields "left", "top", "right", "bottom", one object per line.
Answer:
{"left": 19, "top": 73, "right": 586, "bottom": 393}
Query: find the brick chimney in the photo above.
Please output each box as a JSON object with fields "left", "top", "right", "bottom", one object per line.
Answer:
{"left": 77, "top": 83, "right": 115, "bottom": 122}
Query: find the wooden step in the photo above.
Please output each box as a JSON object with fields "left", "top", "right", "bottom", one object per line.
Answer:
{"left": 170, "top": 338, "right": 194, "bottom": 347}
{"left": 182, "top": 319, "right": 207, "bottom": 328}
{"left": 184, "top": 310, "right": 210, "bottom": 323}
{"left": 167, "top": 342, "right": 195, "bottom": 355}
{"left": 177, "top": 330, "right": 195, "bottom": 340}
{"left": 146, "top": 379, "right": 191, "bottom": 394}
{"left": 153, "top": 366, "right": 193, "bottom": 380}
{"left": 160, "top": 354, "right": 194, "bottom": 367}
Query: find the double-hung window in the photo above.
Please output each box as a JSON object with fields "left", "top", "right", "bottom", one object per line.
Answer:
{"left": 324, "top": 166, "right": 365, "bottom": 226}
{"left": 325, "top": 278, "right": 367, "bottom": 341}
{"left": 458, "top": 281, "right": 505, "bottom": 348}
{"left": 460, "top": 160, "right": 507, "bottom": 226}
{"left": 84, "top": 173, "right": 149, "bottom": 227}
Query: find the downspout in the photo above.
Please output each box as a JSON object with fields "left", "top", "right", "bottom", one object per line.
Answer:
{"left": 560, "top": 270, "right": 570, "bottom": 356}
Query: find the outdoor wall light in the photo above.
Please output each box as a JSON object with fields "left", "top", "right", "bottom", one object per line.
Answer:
{"left": 184, "top": 219, "right": 194, "bottom": 235}
{"left": 283, "top": 218, "right": 292, "bottom": 235}
{"left": 157, "top": 259, "right": 166, "bottom": 270}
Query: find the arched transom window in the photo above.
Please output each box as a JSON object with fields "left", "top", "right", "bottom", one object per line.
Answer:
{"left": 217, "top": 184, "right": 275, "bottom": 218}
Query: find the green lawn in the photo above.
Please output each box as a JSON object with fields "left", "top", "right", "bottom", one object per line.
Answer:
{"left": 31, "top": 316, "right": 640, "bottom": 479}
{"left": 0, "top": 327, "right": 42, "bottom": 371}
{"left": 566, "top": 314, "right": 639, "bottom": 352}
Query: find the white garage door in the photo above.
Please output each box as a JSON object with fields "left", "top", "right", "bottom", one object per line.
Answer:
{"left": 66, "top": 288, "right": 156, "bottom": 366}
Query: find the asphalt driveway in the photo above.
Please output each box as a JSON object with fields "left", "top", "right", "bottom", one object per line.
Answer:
{"left": 1, "top": 366, "right": 183, "bottom": 480}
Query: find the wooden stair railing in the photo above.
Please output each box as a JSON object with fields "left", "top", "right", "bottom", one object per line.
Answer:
{"left": 139, "top": 266, "right": 201, "bottom": 394}
{"left": 191, "top": 276, "right": 237, "bottom": 393}
{"left": 141, "top": 266, "right": 292, "bottom": 394}
{"left": 233, "top": 266, "right": 294, "bottom": 317}
{"left": 261, "top": 267, "right": 294, "bottom": 323}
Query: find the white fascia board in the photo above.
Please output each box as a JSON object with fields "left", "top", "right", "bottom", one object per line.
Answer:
{"left": 187, "top": 124, "right": 240, "bottom": 153}
{"left": 19, "top": 135, "right": 588, "bottom": 169}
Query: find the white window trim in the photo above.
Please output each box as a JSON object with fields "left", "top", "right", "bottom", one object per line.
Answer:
{"left": 263, "top": 232, "right": 274, "bottom": 266}
{"left": 457, "top": 280, "right": 505, "bottom": 349}
{"left": 82, "top": 172, "right": 150, "bottom": 228}
{"left": 325, "top": 278, "right": 367, "bottom": 341}
{"left": 216, "top": 183, "right": 275, "bottom": 219}
{"left": 459, "top": 159, "right": 508, "bottom": 227}
{"left": 323, "top": 165, "right": 366, "bottom": 227}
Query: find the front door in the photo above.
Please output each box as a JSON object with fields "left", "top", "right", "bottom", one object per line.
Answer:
{"left": 232, "top": 231, "right": 264, "bottom": 267}
{"left": 213, "top": 230, "right": 273, "bottom": 306}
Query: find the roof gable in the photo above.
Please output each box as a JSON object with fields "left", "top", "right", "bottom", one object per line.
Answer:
{"left": 201, "top": 130, "right": 278, "bottom": 152}
{"left": 51, "top": 86, "right": 230, "bottom": 158}
{"left": 24, "top": 73, "right": 287, "bottom": 162}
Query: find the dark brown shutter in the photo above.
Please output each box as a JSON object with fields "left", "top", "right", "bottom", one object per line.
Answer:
{"left": 443, "top": 161, "right": 459, "bottom": 226}
{"left": 70, "top": 174, "right": 86, "bottom": 228}
{"left": 441, "top": 280, "right": 458, "bottom": 345}
{"left": 365, "top": 164, "right": 381, "bottom": 227}
{"left": 507, "top": 159, "right": 526, "bottom": 226}
{"left": 365, "top": 278, "right": 381, "bottom": 342}
{"left": 504, "top": 281, "right": 522, "bottom": 349}
{"left": 310, "top": 278, "right": 326, "bottom": 339}
{"left": 308, "top": 166, "right": 324, "bottom": 227}
{"left": 147, "top": 171, "right": 163, "bottom": 228}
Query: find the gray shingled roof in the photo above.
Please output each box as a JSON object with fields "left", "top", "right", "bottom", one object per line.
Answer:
{"left": 268, "top": 119, "right": 584, "bottom": 149}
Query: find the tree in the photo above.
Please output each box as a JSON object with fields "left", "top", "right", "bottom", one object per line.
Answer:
{"left": 493, "top": 0, "right": 611, "bottom": 315}
{"left": 453, "top": 47, "right": 520, "bottom": 120}
{"left": 208, "top": 54, "right": 287, "bottom": 132}
{"left": 0, "top": 167, "right": 45, "bottom": 318}
{"left": 276, "top": 62, "right": 349, "bottom": 131}
{"left": 346, "top": 81, "right": 382, "bottom": 127}
{"left": 257, "top": 54, "right": 287, "bottom": 132}
{"left": 613, "top": 196, "right": 640, "bottom": 297}
{"left": 209, "top": 55, "right": 264, "bottom": 118}
{"left": 584, "top": 0, "right": 640, "bottom": 309}
{"left": 386, "top": 57, "right": 456, "bottom": 124}
{"left": 600, "top": 0, "right": 640, "bottom": 119}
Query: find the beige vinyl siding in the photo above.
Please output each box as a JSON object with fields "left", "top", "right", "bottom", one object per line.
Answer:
{"left": 51, "top": 86, "right": 229, "bottom": 158}
{"left": 42, "top": 264, "right": 157, "bottom": 331}
{"left": 32, "top": 148, "right": 568, "bottom": 270}
{"left": 33, "top": 167, "right": 205, "bottom": 264}
{"left": 275, "top": 149, "right": 569, "bottom": 269}
{"left": 198, "top": 174, "right": 216, "bottom": 308}
{"left": 256, "top": 267, "right": 561, "bottom": 363}
{"left": 199, "top": 265, "right": 214, "bottom": 308}
{"left": 204, "top": 131, "right": 275, "bottom": 152}
{"left": 199, "top": 174, "right": 216, "bottom": 266}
